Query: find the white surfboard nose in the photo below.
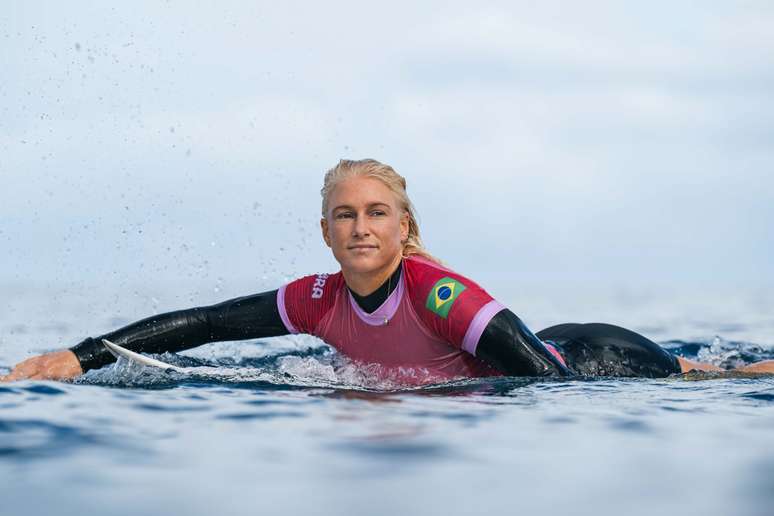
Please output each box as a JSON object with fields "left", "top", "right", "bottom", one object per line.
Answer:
{"left": 101, "top": 339, "right": 188, "bottom": 372}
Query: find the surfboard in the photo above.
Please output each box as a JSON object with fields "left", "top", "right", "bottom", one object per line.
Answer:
{"left": 102, "top": 339, "right": 190, "bottom": 372}
{"left": 101, "top": 339, "right": 257, "bottom": 379}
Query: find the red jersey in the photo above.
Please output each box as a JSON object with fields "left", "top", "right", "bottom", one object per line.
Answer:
{"left": 276, "top": 255, "right": 505, "bottom": 384}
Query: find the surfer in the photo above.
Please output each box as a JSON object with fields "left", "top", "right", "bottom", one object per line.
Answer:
{"left": 2, "top": 159, "right": 773, "bottom": 383}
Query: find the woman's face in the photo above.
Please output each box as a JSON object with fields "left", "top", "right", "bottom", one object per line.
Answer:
{"left": 321, "top": 176, "right": 409, "bottom": 277}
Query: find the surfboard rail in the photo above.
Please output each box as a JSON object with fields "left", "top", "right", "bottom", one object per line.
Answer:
{"left": 102, "top": 339, "right": 188, "bottom": 372}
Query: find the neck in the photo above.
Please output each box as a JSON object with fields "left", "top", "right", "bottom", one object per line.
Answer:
{"left": 343, "top": 254, "right": 403, "bottom": 297}
{"left": 348, "top": 260, "right": 403, "bottom": 314}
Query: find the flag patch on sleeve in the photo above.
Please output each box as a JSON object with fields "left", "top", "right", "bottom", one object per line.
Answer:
{"left": 425, "top": 277, "right": 466, "bottom": 318}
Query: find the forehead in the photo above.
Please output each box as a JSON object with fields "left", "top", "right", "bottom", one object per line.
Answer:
{"left": 328, "top": 176, "right": 398, "bottom": 209}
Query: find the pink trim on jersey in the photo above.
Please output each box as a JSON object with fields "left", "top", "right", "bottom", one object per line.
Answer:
{"left": 461, "top": 300, "right": 505, "bottom": 355}
{"left": 276, "top": 284, "right": 298, "bottom": 334}
{"left": 542, "top": 341, "right": 567, "bottom": 367}
{"left": 347, "top": 269, "right": 405, "bottom": 326}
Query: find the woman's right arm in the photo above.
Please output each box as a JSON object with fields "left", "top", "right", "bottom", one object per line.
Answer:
{"left": 1, "top": 290, "right": 287, "bottom": 382}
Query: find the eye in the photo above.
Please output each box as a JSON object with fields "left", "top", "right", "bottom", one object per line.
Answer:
{"left": 370, "top": 210, "right": 386, "bottom": 217}
{"left": 335, "top": 211, "right": 354, "bottom": 219}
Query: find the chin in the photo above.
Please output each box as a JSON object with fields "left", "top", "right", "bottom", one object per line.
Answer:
{"left": 345, "top": 259, "right": 383, "bottom": 274}
{"left": 340, "top": 254, "right": 389, "bottom": 274}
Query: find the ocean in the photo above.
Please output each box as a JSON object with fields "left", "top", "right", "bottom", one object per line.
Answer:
{"left": 2, "top": 281, "right": 773, "bottom": 516}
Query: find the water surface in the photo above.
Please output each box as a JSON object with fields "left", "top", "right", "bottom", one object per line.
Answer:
{"left": 2, "top": 284, "right": 773, "bottom": 516}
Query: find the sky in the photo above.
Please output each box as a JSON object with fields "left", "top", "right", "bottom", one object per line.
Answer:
{"left": 2, "top": 1, "right": 773, "bottom": 306}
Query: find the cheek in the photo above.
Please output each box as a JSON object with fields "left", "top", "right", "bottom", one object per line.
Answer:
{"left": 382, "top": 220, "right": 404, "bottom": 245}
{"left": 330, "top": 222, "right": 351, "bottom": 244}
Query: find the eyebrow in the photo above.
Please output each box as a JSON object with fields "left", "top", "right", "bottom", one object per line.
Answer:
{"left": 332, "top": 202, "right": 392, "bottom": 212}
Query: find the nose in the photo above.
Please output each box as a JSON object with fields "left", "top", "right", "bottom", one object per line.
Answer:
{"left": 352, "top": 213, "right": 370, "bottom": 238}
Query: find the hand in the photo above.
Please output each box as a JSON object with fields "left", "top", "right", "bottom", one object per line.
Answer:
{"left": 0, "top": 350, "right": 83, "bottom": 382}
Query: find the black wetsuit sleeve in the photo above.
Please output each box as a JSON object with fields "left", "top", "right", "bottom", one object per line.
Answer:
{"left": 476, "top": 309, "right": 573, "bottom": 377}
{"left": 69, "top": 290, "right": 287, "bottom": 373}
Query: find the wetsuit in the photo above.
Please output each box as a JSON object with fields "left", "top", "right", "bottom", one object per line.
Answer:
{"left": 537, "top": 323, "right": 680, "bottom": 378}
{"left": 70, "top": 256, "right": 678, "bottom": 380}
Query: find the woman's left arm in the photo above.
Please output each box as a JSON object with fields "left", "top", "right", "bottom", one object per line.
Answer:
{"left": 476, "top": 309, "right": 573, "bottom": 377}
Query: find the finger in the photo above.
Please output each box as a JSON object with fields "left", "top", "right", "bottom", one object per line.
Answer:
{"left": 3, "top": 370, "right": 22, "bottom": 382}
{"left": 4, "top": 367, "right": 35, "bottom": 382}
{"left": 14, "top": 361, "right": 40, "bottom": 378}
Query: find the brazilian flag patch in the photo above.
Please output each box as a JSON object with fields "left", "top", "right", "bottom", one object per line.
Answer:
{"left": 425, "top": 277, "right": 466, "bottom": 318}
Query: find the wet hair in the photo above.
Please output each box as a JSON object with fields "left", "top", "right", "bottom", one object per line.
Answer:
{"left": 321, "top": 158, "right": 438, "bottom": 262}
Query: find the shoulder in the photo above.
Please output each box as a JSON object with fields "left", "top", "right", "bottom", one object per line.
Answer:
{"left": 403, "top": 255, "right": 486, "bottom": 297}
{"left": 403, "top": 255, "right": 488, "bottom": 317}
{"left": 278, "top": 270, "right": 344, "bottom": 334}
{"left": 283, "top": 270, "right": 344, "bottom": 300}
{"left": 403, "top": 255, "right": 503, "bottom": 353}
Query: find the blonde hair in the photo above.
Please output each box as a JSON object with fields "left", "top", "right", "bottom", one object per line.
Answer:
{"left": 321, "top": 159, "right": 438, "bottom": 263}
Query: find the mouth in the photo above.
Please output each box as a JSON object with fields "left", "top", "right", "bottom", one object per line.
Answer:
{"left": 347, "top": 244, "right": 378, "bottom": 250}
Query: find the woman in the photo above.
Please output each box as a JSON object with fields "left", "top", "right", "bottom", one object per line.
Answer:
{"left": 2, "top": 159, "right": 772, "bottom": 383}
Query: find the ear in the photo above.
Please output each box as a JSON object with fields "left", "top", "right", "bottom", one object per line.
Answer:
{"left": 400, "top": 212, "right": 409, "bottom": 243}
{"left": 320, "top": 218, "right": 332, "bottom": 248}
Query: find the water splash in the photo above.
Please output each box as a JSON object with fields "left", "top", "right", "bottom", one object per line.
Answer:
{"left": 69, "top": 336, "right": 774, "bottom": 392}
{"left": 76, "top": 346, "right": 473, "bottom": 392}
{"left": 662, "top": 336, "right": 774, "bottom": 368}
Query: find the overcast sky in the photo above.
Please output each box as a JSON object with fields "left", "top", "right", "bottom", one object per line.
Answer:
{"left": 2, "top": 1, "right": 773, "bottom": 306}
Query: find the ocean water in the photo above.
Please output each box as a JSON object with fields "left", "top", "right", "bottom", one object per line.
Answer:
{"left": 2, "top": 282, "right": 774, "bottom": 516}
